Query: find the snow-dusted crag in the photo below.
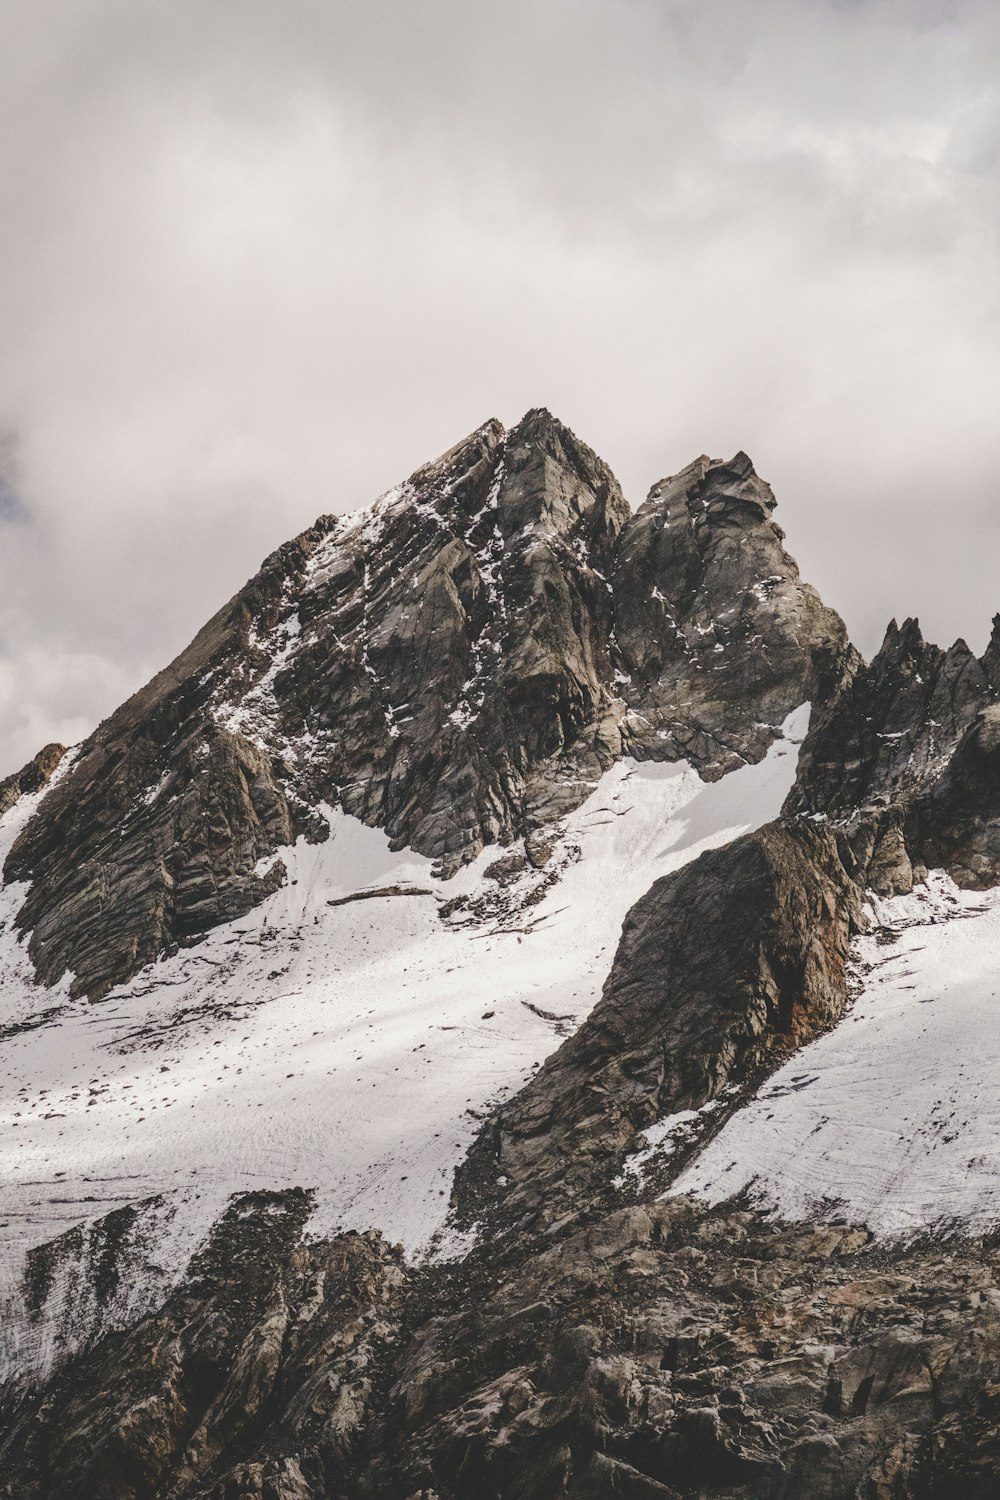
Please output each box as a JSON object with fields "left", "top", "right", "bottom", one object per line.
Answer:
{"left": 5, "top": 411, "right": 1000, "bottom": 1500}
{"left": 4, "top": 410, "right": 851, "bottom": 1002}
{"left": 612, "top": 449, "right": 852, "bottom": 774}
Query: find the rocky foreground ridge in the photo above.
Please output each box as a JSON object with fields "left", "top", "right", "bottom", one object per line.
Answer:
{"left": 3, "top": 412, "right": 1000, "bottom": 1497}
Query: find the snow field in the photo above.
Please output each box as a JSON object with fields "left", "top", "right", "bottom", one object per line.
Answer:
{"left": 0, "top": 708, "right": 807, "bottom": 1379}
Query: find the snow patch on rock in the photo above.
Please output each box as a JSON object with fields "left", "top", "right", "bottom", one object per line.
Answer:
{"left": 615, "top": 1097, "right": 728, "bottom": 1187}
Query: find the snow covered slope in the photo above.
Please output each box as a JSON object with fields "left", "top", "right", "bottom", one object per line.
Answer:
{"left": 672, "top": 870, "right": 1000, "bottom": 1238}
{"left": 0, "top": 708, "right": 808, "bottom": 1381}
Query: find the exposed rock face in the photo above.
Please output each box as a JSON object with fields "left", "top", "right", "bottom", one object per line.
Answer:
{"left": 4, "top": 529, "right": 328, "bottom": 998}
{"left": 614, "top": 453, "right": 855, "bottom": 777}
{"left": 362, "top": 1204, "right": 1000, "bottom": 1500}
{"left": 0, "top": 743, "right": 66, "bottom": 820}
{"left": 3, "top": 412, "right": 850, "bottom": 999}
{"left": 457, "top": 819, "right": 864, "bottom": 1228}
{"left": 4, "top": 411, "right": 630, "bottom": 997}
{"left": 7, "top": 1191, "right": 1000, "bottom": 1500}
{"left": 788, "top": 616, "right": 991, "bottom": 818}
{"left": 0, "top": 1191, "right": 405, "bottom": 1500}
{"left": 290, "top": 407, "right": 630, "bottom": 856}
{"left": 788, "top": 614, "right": 1000, "bottom": 891}
{"left": 916, "top": 699, "right": 1000, "bottom": 884}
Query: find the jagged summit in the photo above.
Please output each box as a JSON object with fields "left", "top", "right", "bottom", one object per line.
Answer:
{"left": 3, "top": 412, "right": 850, "bottom": 999}
{"left": 788, "top": 602, "right": 1000, "bottom": 890}
{"left": 649, "top": 448, "right": 779, "bottom": 527}
{"left": 613, "top": 445, "right": 854, "bottom": 774}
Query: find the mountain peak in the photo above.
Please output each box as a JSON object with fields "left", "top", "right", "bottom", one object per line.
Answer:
{"left": 697, "top": 450, "right": 776, "bottom": 524}
{"left": 613, "top": 447, "right": 851, "bottom": 771}
{"left": 402, "top": 415, "right": 505, "bottom": 518}
{"left": 644, "top": 448, "right": 776, "bottom": 530}
{"left": 507, "top": 405, "right": 565, "bottom": 439}
{"left": 878, "top": 615, "right": 924, "bottom": 656}
{"left": 1, "top": 415, "right": 851, "bottom": 1001}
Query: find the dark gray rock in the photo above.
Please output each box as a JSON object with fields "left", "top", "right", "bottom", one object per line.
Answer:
{"left": 614, "top": 452, "right": 855, "bottom": 777}
{"left": 787, "top": 614, "right": 1000, "bottom": 889}
{"left": 5, "top": 410, "right": 631, "bottom": 996}
{"left": 4, "top": 518, "right": 332, "bottom": 998}
{"left": 912, "top": 700, "right": 1000, "bottom": 886}
{"left": 0, "top": 1191, "right": 405, "bottom": 1500}
{"left": 788, "top": 616, "right": 990, "bottom": 819}
{"left": 7, "top": 1190, "right": 1000, "bottom": 1500}
{"left": 457, "top": 818, "right": 864, "bottom": 1228}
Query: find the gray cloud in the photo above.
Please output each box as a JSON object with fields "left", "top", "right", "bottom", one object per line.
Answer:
{"left": 0, "top": 0, "right": 998, "bottom": 773}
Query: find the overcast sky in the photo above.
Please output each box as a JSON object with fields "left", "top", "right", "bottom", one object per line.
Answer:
{"left": 0, "top": 0, "right": 998, "bottom": 774}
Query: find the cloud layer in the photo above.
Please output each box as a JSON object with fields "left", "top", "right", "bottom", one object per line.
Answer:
{"left": 1, "top": 0, "right": 998, "bottom": 772}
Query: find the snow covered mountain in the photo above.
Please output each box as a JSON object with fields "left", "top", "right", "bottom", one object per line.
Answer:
{"left": 2, "top": 410, "right": 1000, "bottom": 1499}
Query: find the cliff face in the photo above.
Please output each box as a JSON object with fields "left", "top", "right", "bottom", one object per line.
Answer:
{"left": 3, "top": 412, "right": 1000, "bottom": 1500}
{"left": 455, "top": 819, "right": 864, "bottom": 1231}
{"left": 613, "top": 451, "right": 854, "bottom": 775}
{"left": 788, "top": 615, "right": 1000, "bottom": 892}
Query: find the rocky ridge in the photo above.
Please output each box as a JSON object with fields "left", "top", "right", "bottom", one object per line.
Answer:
{"left": 789, "top": 614, "right": 1000, "bottom": 892}
{"left": 6, "top": 1190, "right": 1000, "bottom": 1500}
{"left": 456, "top": 818, "right": 865, "bottom": 1232}
{"left": 4, "top": 409, "right": 850, "bottom": 999}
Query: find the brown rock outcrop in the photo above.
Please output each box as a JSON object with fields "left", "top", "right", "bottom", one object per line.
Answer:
{"left": 458, "top": 818, "right": 864, "bottom": 1227}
